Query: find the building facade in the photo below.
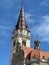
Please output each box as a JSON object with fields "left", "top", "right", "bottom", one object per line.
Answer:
{"left": 10, "top": 4, "right": 49, "bottom": 65}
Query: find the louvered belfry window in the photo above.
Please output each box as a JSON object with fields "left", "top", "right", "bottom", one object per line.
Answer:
{"left": 22, "top": 40, "right": 26, "bottom": 46}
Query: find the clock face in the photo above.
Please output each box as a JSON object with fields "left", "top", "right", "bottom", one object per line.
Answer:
{"left": 23, "top": 30, "right": 27, "bottom": 35}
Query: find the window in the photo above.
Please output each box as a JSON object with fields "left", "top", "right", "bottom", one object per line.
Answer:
{"left": 32, "top": 56, "right": 39, "bottom": 61}
{"left": 13, "top": 41, "right": 15, "bottom": 47}
{"left": 41, "top": 56, "right": 46, "bottom": 62}
{"left": 22, "top": 40, "right": 26, "bottom": 46}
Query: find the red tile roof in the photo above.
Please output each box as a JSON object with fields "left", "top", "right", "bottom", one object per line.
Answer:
{"left": 22, "top": 46, "right": 49, "bottom": 60}
{"left": 22, "top": 46, "right": 33, "bottom": 57}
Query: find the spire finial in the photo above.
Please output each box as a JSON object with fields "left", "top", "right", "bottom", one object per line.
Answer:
{"left": 36, "top": 34, "right": 38, "bottom": 40}
{"left": 34, "top": 34, "right": 40, "bottom": 50}
{"left": 22, "top": 0, "right": 24, "bottom": 6}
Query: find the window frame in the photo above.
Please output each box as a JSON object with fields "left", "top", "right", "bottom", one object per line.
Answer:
{"left": 22, "top": 40, "right": 26, "bottom": 46}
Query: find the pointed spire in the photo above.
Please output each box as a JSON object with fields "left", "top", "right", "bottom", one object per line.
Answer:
{"left": 15, "top": 1, "right": 30, "bottom": 31}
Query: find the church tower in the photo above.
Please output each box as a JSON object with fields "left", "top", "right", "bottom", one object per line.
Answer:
{"left": 10, "top": 2, "right": 30, "bottom": 65}
{"left": 10, "top": 1, "right": 49, "bottom": 65}
{"left": 12, "top": 4, "right": 30, "bottom": 48}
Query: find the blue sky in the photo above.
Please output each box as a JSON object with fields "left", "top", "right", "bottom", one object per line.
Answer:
{"left": 0, "top": 0, "right": 49, "bottom": 65}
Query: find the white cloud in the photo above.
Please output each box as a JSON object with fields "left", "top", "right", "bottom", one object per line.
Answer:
{"left": 37, "top": 24, "right": 49, "bottom": 41}
{"left": 38, "top": 15, "right": 49, "bottom": 42}
{"left": 31, "top": 15, "right": 49, "bottom": 42}
{"left": 0, "top": 25, "right": 10, "bottom": 30}
{"left": 0, "top": 18, "right": 11, "bottom": 37}
{"left": 0, "top": 29, "right": 10, "bottom": 37}
{"left": 0, "top": 0, "right": 20, "bottom": 9}
{"left": 25, "top": 13, "right": 34, "bottom": 24}
{"left": 0, "top": 18, "right": 10, "bottom": 25}
{"left": 41, "top": 15, "right": 49, "bottom": 23}
{"left": 0, "top": 26, "right": 11, "bottom": 38}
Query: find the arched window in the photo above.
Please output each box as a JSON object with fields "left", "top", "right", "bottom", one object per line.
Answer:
{"left": 31, "top": 55, "right": 39, "bottom": 65}
{"left": 32, "top": 56, "right": 39, "bottom": 61}
{"left": 22, "top": 40, "right": 26, "bottom": 46}
{"left": 13, "top": 41, "right": 15, "bottom": 47}
{"left": 40, "top": 56, "right": 48, "bottom": 65}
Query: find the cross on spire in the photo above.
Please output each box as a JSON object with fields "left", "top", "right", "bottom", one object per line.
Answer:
{"left": 15, "top": 0, "right": 30, "bottom": 32}
{"left": 36, "top": 34, "right": 38, "bottom": 40}
{"left": 22, "top": 0, "right": 24, "bottom": 6}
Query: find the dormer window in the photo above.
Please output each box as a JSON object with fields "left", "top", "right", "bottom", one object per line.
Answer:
{"left": 41, "top": 56, "right": 46, "bottom": 62}
{"left": 32, "top": 57, "right": 39, "bottom": 65}
{"left": 32, "top": 55, "right": 39, "bottom": 62}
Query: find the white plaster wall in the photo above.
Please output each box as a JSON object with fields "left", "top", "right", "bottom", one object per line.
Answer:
{"left": 26, "top": 40, "right": 30, "bottom": 47}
